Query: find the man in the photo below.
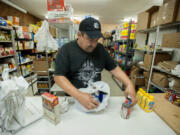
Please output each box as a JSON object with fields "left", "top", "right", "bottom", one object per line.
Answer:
{"left": 54, "top": 17, "right": 136, "bottom": 110}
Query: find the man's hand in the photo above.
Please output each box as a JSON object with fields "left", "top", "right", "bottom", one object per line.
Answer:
{"left": 124, "top": 84, "right": 137, "bottom": 106}
{"left": 77, "top": 92, "right": 99, "bottom": 110}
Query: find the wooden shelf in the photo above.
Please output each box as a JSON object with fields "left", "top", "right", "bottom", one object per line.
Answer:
{"left": 152, "top": 93, "right": 180, "bottom": 135}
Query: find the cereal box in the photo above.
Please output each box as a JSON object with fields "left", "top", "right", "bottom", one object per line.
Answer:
{"left": 42, "top": 92, "right": 60, "bottom": 125}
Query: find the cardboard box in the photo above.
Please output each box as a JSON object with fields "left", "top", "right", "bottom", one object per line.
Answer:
{"left": 170, "top": 78, "right": 180, "bottom": 92}
{"left": 7, "top": 16, "right": 19, "bottom": 25}
{"left": 162, "top": 33, "right": 180, "bottom": 48}
{"left": 157, "top": 0, "right": 179, "bottom": 25}
{"left": 136, "top": 12, "right": 150, "bottom": 30}
{"left": 152, "top": 72, "right": 169, "bottom": 88}
{"left": 176, "top": 2, "right": 180, "bottom": 21}
{"left": 130, "top": 66, "right": 140, "bottom": 79}
{"left": 144, "top": 54, "right": 171, "bottom": 70}
{"left": 132, "top": 75, "right": 145, "bottom": 86}
{"left": 33, "top": 58, "right": 51, "bottom": 75}
{"left": 150, "top": 11, "right": 159, "bottom": 27}
{"left": 143, "top": 72, "right": 150, "bottom": 79}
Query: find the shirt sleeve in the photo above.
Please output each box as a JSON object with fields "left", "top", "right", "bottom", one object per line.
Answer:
{"left": 103, "top": 47, "right": 117, "bottom": 71}
{"left": 54, "top": 46, "right": 70, "bottom": 76}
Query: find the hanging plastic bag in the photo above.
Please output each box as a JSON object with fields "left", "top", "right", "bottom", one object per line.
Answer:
{"left": 34, "top": 20, "right": 58, "bottom": 52}
{"left": 75, "top": 81, "right": 110, "bottom": 112}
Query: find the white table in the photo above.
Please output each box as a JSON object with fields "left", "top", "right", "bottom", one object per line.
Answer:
{"left": 16, "top": 97, "right": 176, "bottom": 135}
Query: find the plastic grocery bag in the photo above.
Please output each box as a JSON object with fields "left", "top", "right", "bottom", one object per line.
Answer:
{"left": 34, "top": 20, "right": 58, "bottom": 52}
{"left": 0, "top": 68, "right": 29, "bottom": 134}
{"left": 75, "top": 81, "right": 110, "bottom": 112}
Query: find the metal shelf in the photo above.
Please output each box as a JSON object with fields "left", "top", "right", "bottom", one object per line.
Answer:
{"left": 0, "top": 68, "right": 17, "bottom": 75}
{"left": 16, "top": 49, "right": 34, "bottom": 51}
{"left": 0, "top": 40, "right": 12, "bottom": 43}
{"left": 137, "top": 22, "right": 180, "bottom": 33}
{"left": 150, "top": 82, "right": 166, "bottom": 93}
{"left": 0, "top": 55, "right": 14, "bottom": 59}
{"left": 15, "top": 38, "right": 33, "bottom": 41}
{"left": 137, "top": 64, "right": 149, "bottom": 71}
{"left": 0, "top": 26, "right": 12, "bottom": 30}
{"left": 18, "top": 60, "right": 33, "bottom": 65}
{"left": 134, "top": 48, "right": 173, "bottom": 54}
{"left": 151, "top": 81, "right": 180, "bottom": 95}
{"left": 23, "top": 72, "right": 34, "bottom": 78}
{"left": 153, "top": 65, "right": 180, "bottom": 78}
{"left": 115, "top": 50, "right": 133, "bottom": 56}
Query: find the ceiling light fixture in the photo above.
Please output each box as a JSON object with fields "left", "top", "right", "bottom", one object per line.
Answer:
{"left": 1, "top": 0, "right": 27, "bottom": 14}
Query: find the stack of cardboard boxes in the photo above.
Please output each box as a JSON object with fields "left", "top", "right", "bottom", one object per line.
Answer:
{"left": 134, "top": 0, "right": 180, "bottom": 89}
{"left": 137, "top": 0, "right": 180, "bottom": 31}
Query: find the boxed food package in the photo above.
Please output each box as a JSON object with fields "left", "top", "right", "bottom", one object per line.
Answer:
{"left": 7, "top": 16, "right": 19, "bottom": 25}
{"left": 152, "top": 72, "right": 169, "bottom": 88}
{"left": 136, "top": 12, "right": 150, "bottom": 30}
{"left": 157, "top": 0, "right": 179, "bottom": 25}
{"left": 144, "top": 53, "right": 171, "bottom": 70}
{"left": 162, "top": 33, "right": 180, "bottom": 48}
{"left": 33, "top": 58, "right": 51, "bottom": 75}
{"left": 42, "top": 92, "right": 60, "bottom": 125}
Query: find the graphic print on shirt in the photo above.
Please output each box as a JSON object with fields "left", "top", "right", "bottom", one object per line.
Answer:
{"left": 75, "top": 59, "right": 101, "bottom": 87}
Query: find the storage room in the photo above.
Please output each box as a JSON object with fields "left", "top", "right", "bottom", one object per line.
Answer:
{"left": 0, "top": 0, "right": 180, "bottom": 134}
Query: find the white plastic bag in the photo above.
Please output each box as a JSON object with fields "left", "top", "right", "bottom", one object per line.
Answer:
{"left": 34, "top": 20, "right": 58, "bottom": 52}
{"left": 0, "top": 68, "right": 29, "bottom": 133}
{"left": 75, "top": 81, "right": 110, "bottom": 112}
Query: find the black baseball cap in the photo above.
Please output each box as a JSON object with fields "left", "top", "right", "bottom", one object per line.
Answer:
{"left": 79, "top": 17, "right": 103, "bottom": 39}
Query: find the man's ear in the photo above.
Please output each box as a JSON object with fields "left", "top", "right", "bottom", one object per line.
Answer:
{"left": 77, "top": 31, "right": 81, "bottom": 38}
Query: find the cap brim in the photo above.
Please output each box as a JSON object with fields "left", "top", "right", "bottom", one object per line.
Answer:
{"left": 85, "top": 31, "right": 104, "bottom": 39}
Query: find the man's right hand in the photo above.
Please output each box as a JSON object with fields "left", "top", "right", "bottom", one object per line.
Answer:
{"left": 77, "top": 92, "right": 99, "bottom": 110}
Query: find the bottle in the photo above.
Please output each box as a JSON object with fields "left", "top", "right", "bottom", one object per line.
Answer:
{"left": 121, "top": 98, "right": 132, "bottom": 119}
{"left": 144, "top": 95, "right": 155, "bottom": 112}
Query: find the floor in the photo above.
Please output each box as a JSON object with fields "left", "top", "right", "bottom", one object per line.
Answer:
{"left": 26, "top": 70, "right": 124, "bottom": 96}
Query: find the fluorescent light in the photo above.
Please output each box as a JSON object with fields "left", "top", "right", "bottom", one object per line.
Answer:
{"left": 1, "top": 0, "right": 27, "bottom": 14}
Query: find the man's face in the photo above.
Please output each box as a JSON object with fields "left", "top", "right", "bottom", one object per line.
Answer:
{"left": 78, "top": 32, "right": 99, "bottom": 53}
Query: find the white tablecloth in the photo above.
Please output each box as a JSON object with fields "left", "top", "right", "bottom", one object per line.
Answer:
{"left": 15, "top": 97, "right": 176, "bottom": 135}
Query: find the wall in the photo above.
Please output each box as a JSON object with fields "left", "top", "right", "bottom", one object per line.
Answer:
{"left": 101, "top": 24, "right": 120, "bottom": 33}
{"left": 0, "top": 1, "right": 40, "bottom": 25}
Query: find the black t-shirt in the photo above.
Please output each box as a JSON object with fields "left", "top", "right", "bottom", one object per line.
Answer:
{"left": 54, "top": 40, "right": 117, "bottom": 88}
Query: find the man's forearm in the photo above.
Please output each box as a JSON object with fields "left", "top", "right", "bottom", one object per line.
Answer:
{"left": 110, "top": 66, "right": 133, "bottom": 87}
{"left": 54, "top": 75, "right": 81, "bottom": 99}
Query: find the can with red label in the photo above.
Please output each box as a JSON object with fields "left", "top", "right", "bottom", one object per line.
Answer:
{"left": 121, "top": 98, "right": 132, "bottom": 119}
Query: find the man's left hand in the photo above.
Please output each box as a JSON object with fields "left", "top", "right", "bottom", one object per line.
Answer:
{"left": 124, "top": 84, "right": 137, "bottom": 106}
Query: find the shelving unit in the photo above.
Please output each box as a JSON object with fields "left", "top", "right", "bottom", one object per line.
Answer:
{"left": 112, "top": 21, "right": 136, "bottom": 90}
{"left": 0, "top": 25, "right": 19, "bottom": 78}
{"left": 136, "top": 22, "right": 180, "bottom": 93}
{"left": 34, "top": 51, "right": 56, "bottom": 95}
